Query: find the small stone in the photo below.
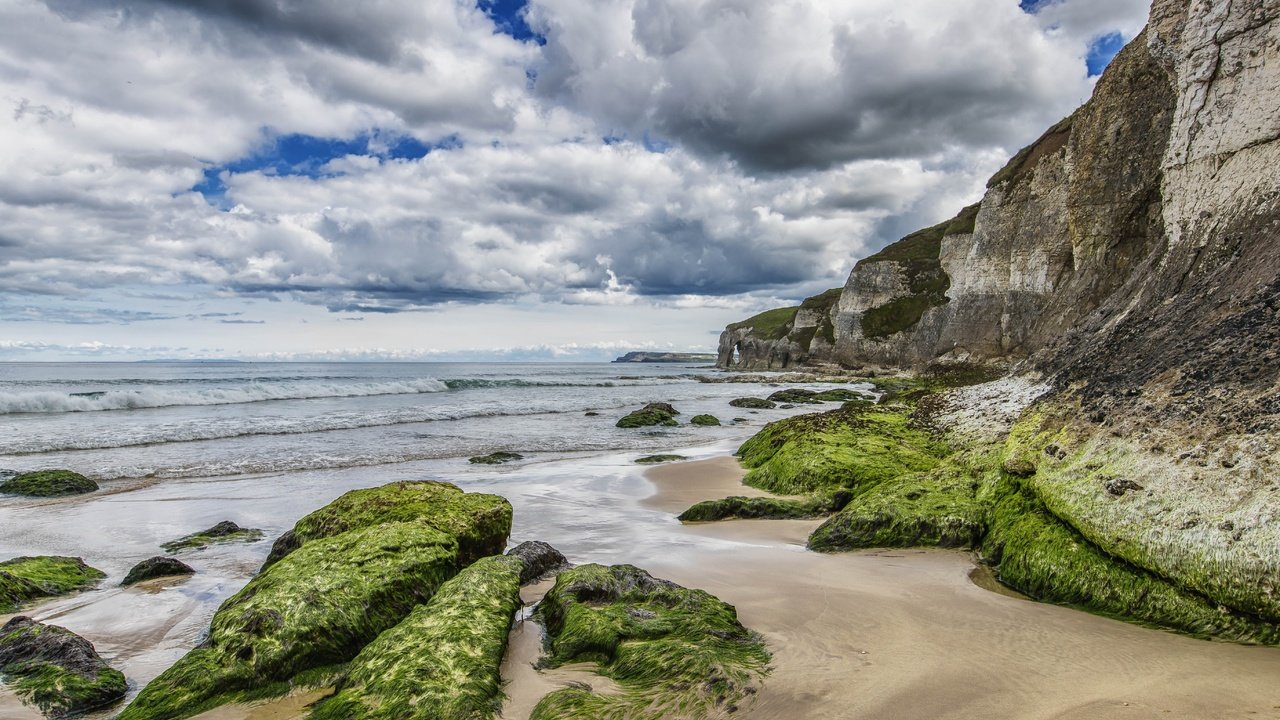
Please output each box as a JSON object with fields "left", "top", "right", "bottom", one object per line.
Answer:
{"left": 1104, "top": 478, "right": 1144, "bottom": 496}
{"left": 506, "top": 541, "right": 569, "bottom": 584}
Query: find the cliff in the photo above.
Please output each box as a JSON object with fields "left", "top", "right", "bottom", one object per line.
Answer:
{"left": 715, "top": 0, "right": 1280, "bottom": 635}
{"left": 611, "top": 352, "right": 717, "bottom": 363}
{"left": 715, "top": 288, "right": 841, "bottom": 368}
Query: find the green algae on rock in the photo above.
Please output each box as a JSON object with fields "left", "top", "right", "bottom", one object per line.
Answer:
{"left": 729, "top": 397, "right": 775, "bottom": 409}
{"left": 0, "top": 616, "right": 127, "bottom": 718}
{"left": 737, "top": 403, "right": 946, "bottom": 496}
{"left": 634, "top": 454, "right": 686, "bottom": 465}
{"left": 308, "top": 555, "right": 524, "bottom": 720}
{"left": 615, "top": 403, "right": 680, "bottom": 429}
{"left": 690, "top": 414, "right": 721, "bottom": 426}
{"left": 262, "top": 481, "right": 512, "bottom": 570}
{"left": 679, "top": 494, "right": 843, "bottom": 522}
{"left": 0, "top": 470, "right": 97, "bottom": 498}
{"left": 161, "top": 521, "right": 263, "bottom": 553}
{"left": 0, "top": 556, "right": 105, "bottom": 613}
{"left": 808, "top": 463, "right": 985, "bottom": 551}
{"left": 121, "top": 557, "right": 195, "bottom": 587}
{"left": 468, "top": 451, "right": 524, "bottom": 465}
{"left": 531, "top": 564, "right": 769, "bottom": 720}
{"left": 120, "top": 522, "right": 472, "bottom": 720}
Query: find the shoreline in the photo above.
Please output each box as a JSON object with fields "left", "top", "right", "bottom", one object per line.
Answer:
{"left": 632, "top": 456, "right": 1280, "bottom": 720}
{"left": 6, "top": 441, "right": 1280, "bottom": 719}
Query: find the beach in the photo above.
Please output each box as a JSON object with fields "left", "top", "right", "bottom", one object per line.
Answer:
{"left": 3, "top": 363, "right": 1280, "bottom": 718}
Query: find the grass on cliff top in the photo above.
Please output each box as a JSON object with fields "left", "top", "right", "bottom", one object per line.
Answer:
{"left": 726, "top": 306, "right": 799, "bottom": 341}
{"left": 120, "top": 522, "right": 474, "bottom": 720}
{"left": 0, "top": 470, "right": 98, "bottom": 497}
{"left": 737, "top": 403, "right": 947, "bottom": 496}
{"left": 0, "top": 620, "right": 127, "bottom": 717}
{"left": 987, "top": 113, "right": 1075, "bottom": 188}
{"left": 309, "top": 555, "right": 524, "bottom": 720}
{"left": 263, "top": 481, "right": 512, "bottom": 569}
{"left": 0, "top": 556, "right": 105, "bottom": 613}
{"left": 532, "top": 564, "right": 769, "bottom": 720}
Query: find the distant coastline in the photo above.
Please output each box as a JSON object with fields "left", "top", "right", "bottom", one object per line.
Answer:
{"left": 611, "top": 351, "right": 716, "bottom": 364}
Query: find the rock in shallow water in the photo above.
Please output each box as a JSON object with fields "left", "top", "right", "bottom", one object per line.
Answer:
{"left": 121, "top": 557, "right": 195, "bottom": 587}
{"left": 0, "top": 556, "right": 105, "bottom": 613}
{"left": 161, "top": 521, "right": 263, "bottom": 553}
{"left": 616, "top": 402, "right": 680, "bottom": 428}
{"left": 468, "top": 451, "right": 524, "bottom": 465}
{"left": 0, "top": 616, "right": 127, "bottom": 718}
{"left": 0, "top": 470, "right": 97, "bottom": 498}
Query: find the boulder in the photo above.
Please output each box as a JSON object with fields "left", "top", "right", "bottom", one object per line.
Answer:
{"left": 0, "top": 557, "right": 105, "bottom": 613}
{"left": 0, "top": 616, "right": 126, "bottom": 718}
{"left": 505, "top": 540, "right": 570, "bottom": 584}
{"left": 0, "top": 470, "right": 97, "bottom": 498}
{"left": 121, "top": 557, "right": 195, "bottom": 587}
{"left": 690, "top": 414, "right": 721, "bottom": 426}
{"left": 729, "top": 397, "right": 776, "bottom": 409}
{"left": 468, "top": 451, "right": 524, "bottom": 465}
{"left": 161, "top": 521, "right": 263, "bottom": 553}
{"left": 616, "top": 403, "right": 680, "bottom": 428}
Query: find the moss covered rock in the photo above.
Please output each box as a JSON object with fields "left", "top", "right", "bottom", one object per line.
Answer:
{"left": 729, "top": 397, "right": 776, "bottom": 409}
{"left": 738, "top": 404, "right": 946, "bottom": 495}
{"left": 766, "top": 388, "right": 822, "bottom": 404}
{"left": 531, "top": 564, "right": 769, "bottom": 720}
{"left": 808, "top": 464, "right": 985, "bottom": 551}
{"left": 634, "top": 454, "right": 686, "bottom": 465}
{"left": 0, "top": 470, "right": 97, "bottom": 498}
{"left": 262, "top": 481, "right": 512, "bottom": 570}
{"left": 0, "top": 556, "right": 105, "bottom": 613}
{"left": 309, "top": 555, "right": 524, "bottom": 720}
{"left": 121, "top": 557, "right": 195, "bottom": 587}
{"left": 690, "top": 414, "right": 721, "bottom": 427}
{"left": 121, "top": 523, "right": 468, "bottom": 720}
{"left": 161, "top": 521, "right": 263, "bottom": 553}
{"left": 983, "top": 474, "right": 1280, "bottom": 644}
{"left": 679, "top": 494, "right": 844, "bottom": 522}
{"left": 468, "top": 451, "right": 524, "bottom": 465}
{"left": 616, "top": 403, "right": 680, "bottom": 429}
{"left": 0, "top": 616, "right": 127, "bottom": 718}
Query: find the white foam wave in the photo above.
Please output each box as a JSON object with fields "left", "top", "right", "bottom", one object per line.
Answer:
{"left": 0, "top": 379, "right": 450, "bottom": 414}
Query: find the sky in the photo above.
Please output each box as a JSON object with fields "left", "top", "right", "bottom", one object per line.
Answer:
{"left": 0, "top": 0, "right": 1152, "bottom": 362}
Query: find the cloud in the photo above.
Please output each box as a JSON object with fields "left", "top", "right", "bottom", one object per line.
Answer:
{"left": 527, "top": 0, "right": 1135, "bottom": 172}
{"left": 0, "top": 0, "right": 1154, "bottom": 342}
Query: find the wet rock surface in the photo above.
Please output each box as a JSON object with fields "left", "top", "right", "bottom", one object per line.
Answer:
{"left": 505, "top": 540, "right": 570, "bottom": 584}
{"left": 0, "top": 616, "right": 127, "bottom": 718}
{"left": 121, "top": 557, "right": 195, "bottom": 586}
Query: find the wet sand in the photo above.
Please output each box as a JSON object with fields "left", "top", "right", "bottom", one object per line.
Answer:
{"left": 636, "top": 458, "right": 1280, "bottom": 720}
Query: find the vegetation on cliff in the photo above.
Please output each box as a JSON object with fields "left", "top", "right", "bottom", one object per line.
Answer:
{"left": 531, "top": 564, "right": 769, "bottom": 720}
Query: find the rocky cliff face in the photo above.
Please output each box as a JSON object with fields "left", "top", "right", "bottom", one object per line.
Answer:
{"left": 716, "top": 288, "right": 840, "bottom": 368}
{"left": 718, "top": 0, "right": 1280, "bottom": 631}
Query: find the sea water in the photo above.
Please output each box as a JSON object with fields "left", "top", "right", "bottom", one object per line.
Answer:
{"left": 0, "top": 361, "right": 856, "bottom": 706}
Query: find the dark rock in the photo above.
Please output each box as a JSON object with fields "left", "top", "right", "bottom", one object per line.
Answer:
{"left": 0, "top": 470, "right": 97, "bottom": 498}
{"left": 505, "top": 541, "right": 570, "bottom": 584}
{"left": 616, "top": 403, "right": 680, "bottom": 428}
{"left": 468, "top": 451, "right": 524, "bottom": 465}
{"left": 0, "top": 616, "right": 126, "bottom": 717}
{"left": 767, "top": 388, "right": 822, "bottom": 404}
{"left": 1104, "top": 478, "right": 1144, "bottom": 496}
{"left": 121, "top": 556, "right": 195, "bottom": 586}
{"left": 161, "top": 520, "right": 264, "bottom": 552}
{"left": 635, "top": 454, "right": 687, "bottom": 464}
{"left": 728, "top": 397, "right": 776, "bottom": 409}
{"left": 584, "top": 411, "right": 600, "bottom": 416}
{"left": 690, "top": 414, "right": 721, "bottom": 426}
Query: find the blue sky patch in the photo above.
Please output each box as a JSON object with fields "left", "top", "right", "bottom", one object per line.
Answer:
{"left": 1085, "top": 32, "right": 1126, "bottom": 76}
{"left": 192, "top": 130, "right": 456, "bottom": 207}
{"left": 479, "top": 0, "right": 545, "bottom": 44}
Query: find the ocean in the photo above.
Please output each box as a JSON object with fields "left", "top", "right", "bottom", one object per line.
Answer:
{"left": 0, "top": 361, "right": 861, "bottom": 713}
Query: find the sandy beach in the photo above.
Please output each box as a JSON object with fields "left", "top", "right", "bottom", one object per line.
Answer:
{"left": 634, "top": 457, "right": 1280, "bottom": 720}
